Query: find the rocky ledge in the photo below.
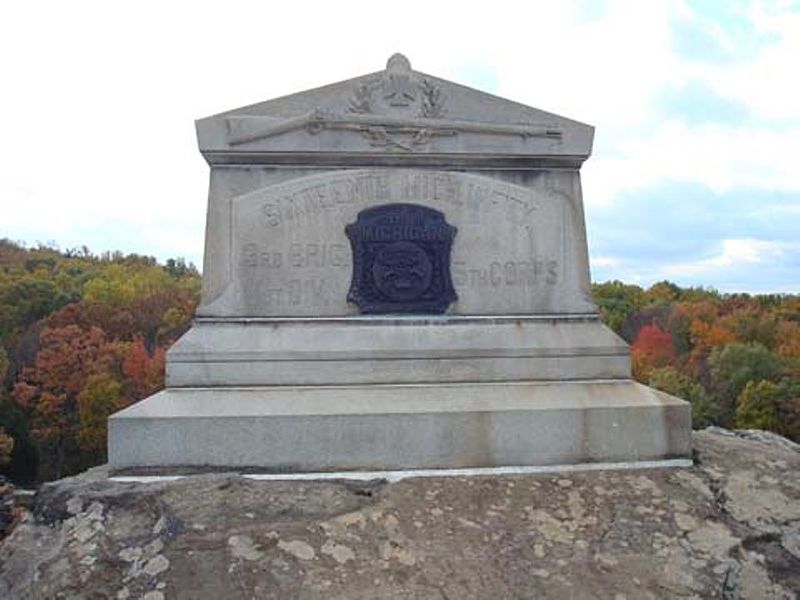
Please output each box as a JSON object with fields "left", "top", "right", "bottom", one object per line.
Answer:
{"left": 1, "top": 428, "right": 798, "bottom": 599}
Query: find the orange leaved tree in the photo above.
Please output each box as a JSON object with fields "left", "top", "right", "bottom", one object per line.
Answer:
{"left": 630, "top": 323, "right": 677, "bottom": 382}
{"left": 11, "top": 325, "right": 111, "bottom": 479}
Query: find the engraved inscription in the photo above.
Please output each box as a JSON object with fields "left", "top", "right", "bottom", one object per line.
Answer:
{"left": 260, "top": 174, "right": 391, "bottom": 228}
{"left": 240, "top": 243, "right": 350, "bottom": 269}
{"left": 258, "top": 172, "right": 536, "bottom": 229}
{"left": 345, "top": 204, "right": 457, "bottom": 314}
{"left": 224, "top": 169, "right": 580, "bottom": 316}
{"left": 452, "top": 260, "right": 559, "bottom": 288}
{"left": 260, "top": 279, "right": 328, "bottom": 307}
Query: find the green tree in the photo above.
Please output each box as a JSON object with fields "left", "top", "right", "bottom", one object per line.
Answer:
{"left": 775, "top": 380, "right": 800, "bottom": 442}
{"left": 165, "top": 257, "right": 197, "bottom": 279}
{"left": 708, "top": 343, "right": 783, "bottom": 427}
{"left": 0, "top": 277, "right": 74, "bottom": 338}
{"left": 649, "top": 367, "right": 715, "bottom": 428}
{"left": 77, "top": 373, "right": 124, "bottom": 458}
{"left": 592, "top": 281, "right": 644, "bottom": 335}
{"left": 644, "top": 280, "right": 681, "bottom": 304}
{"left": 735, "top": 380, "right": 780, "bottom": 431}
{"left": 676, "top": 286, "right": 721, "bottom": 303}
{"left": 721, "top": 308, "right": 778, "bottom": 349}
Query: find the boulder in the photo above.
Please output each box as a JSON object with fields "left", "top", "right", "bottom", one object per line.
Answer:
{"left": 1, "top": 428, "right": 798, "bottom": 599}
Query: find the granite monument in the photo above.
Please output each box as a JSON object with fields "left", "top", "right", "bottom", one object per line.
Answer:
{"left": 109, "top": 54, "right": 691, "bottom": 471}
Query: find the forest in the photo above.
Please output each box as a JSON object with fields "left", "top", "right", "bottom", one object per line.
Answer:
{"left": 0, "top": 239, "right": 798, "bottom": 485}
{"left": 0, "top": 240, "right": 199, "bottom": 484}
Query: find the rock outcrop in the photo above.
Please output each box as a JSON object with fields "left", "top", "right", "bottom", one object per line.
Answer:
{"left": 1, "top": 428, "right": 798, "bottom": 599}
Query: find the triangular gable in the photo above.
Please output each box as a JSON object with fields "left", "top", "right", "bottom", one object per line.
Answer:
{"left": 196, "top": 54, "right": 594, "bottom": 166}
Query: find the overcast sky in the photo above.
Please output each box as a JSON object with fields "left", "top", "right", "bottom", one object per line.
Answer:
{"left": 2, "top": 0, "right": 798, "bottom": 293}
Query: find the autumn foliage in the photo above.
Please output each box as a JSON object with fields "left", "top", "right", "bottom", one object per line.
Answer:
{"left": 0, "top": 241, "right": 198, "bottom": 482}
{"left": 595, "top": 280, "right": 800, "bottom": 438}
{"left": 630, "top": 323, "right": 677, "bottom": 381}
{"left": 1, "top": 239, "right": 799, "bottom": 485}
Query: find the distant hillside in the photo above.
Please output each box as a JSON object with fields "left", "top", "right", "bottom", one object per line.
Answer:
{"left": 593, "top": 280, "right": 799, "bottom": 442}
{"left": 0, "top": 240, "right": 200, "bottom": 484}
{"left": 0, "top": 240, "right": 797, "bottom": 485}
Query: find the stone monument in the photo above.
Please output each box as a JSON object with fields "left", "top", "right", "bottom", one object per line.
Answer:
{"left": 109, "top": 54, "right": 691, "bottom": 471}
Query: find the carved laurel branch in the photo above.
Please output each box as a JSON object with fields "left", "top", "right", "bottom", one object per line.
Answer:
{"left": 348, "top": 80, "right": 376, "bottom": 114}
{"left": 419, "top": 79, "right": 446, "bottom": 119}
{"left": 360, "top": 127, "right": 434, "bottom": 152}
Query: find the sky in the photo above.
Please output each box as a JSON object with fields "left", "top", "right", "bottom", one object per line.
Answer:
{"left": 1, "top": 0, "right": 798, "bottom": 293}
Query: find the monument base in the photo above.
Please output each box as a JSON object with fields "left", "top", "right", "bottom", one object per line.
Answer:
{"left": 108, "top": 380, "right": 691, "bottom": 471}
{"left": 164, "top": 316, "right": 631, "bottom": 386}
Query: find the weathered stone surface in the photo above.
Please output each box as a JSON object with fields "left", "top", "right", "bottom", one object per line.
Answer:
{"left": 195, "top": 54, "right": 595, "bottom": 318}
{"left": 199, "top": 169, "right": 595, "bottom": 317}
{"left": 195, "top": 53, "right": 593, "bottom": 166}
{"left": 108, "top": 381, "right": 690, "bottom": 470}
{"left": 3, "top": 429, "right": 798, "bottom": 599}
{"left": 164, "top": 316, "right": 629, "bottom": 387}
{"left": 108, "top": 53, "right": 690, "bottom": 471}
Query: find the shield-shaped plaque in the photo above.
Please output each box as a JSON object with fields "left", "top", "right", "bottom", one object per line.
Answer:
{"left": 345, "top": 203, "right": 457, "bottom": 314}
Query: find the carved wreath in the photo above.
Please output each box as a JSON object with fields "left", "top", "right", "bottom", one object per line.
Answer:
{"left": 347, "top": 77, "right": 447, "bottom": 150}
{"left": 348, "top": 77, "right": 446, "bottom": 118}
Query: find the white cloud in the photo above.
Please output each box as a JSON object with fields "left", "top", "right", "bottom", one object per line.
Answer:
{"left": 591, "top": 256, "right": 621, "bottom": 269}
{"left": 661, "top": 238, "right": 792, "bottom": 276}
{"left": 584, "top": 120, "right": 800, "bottom": 207}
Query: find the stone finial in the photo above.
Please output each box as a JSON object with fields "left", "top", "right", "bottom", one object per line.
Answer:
{"left": 386, "top": 53, "right": 411, "bottom": 73}
{"left": 381, "top": 53, "right": 416, "bottom": 109}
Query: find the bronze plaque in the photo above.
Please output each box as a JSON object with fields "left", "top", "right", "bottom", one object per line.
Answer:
{"left": 345, "top": 203, "right": 457, "bottom": 314}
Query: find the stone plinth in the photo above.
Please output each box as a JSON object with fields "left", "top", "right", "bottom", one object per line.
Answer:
{"left": 109, "top": 381, "right": 690, "bottom": 470}
{"left": 164, "top": 316, "right": 629, "bottom": 387}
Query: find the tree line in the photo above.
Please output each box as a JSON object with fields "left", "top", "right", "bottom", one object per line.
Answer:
{"left": 594, "top": 281, "right": 799, "bottom": 439}
{"left": 0, "top": 240, "right": 797, "bottom": 484}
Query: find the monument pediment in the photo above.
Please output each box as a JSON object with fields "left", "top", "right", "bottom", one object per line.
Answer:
{"left": 196, "top": 54, "right": 594, "bottom": 166}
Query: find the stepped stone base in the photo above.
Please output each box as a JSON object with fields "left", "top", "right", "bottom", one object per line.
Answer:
{"left": 108, "top": 380, "right": 691, "bottom": 471}
{"left": 165, "top": 317, "right": 631, "bottom": 387}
